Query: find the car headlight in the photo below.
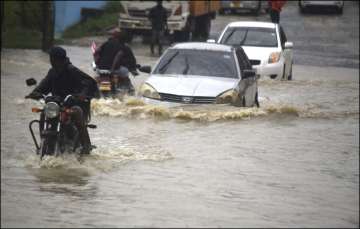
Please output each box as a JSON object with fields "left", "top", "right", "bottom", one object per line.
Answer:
{"left": 139, "top": 83, "right": 161, "bottom": 100}
{"left": 44, "top": 102, "right": 60, "bottom": 119}
{"left": 216, "top": 89, "right": 238, "bottom": 104}
{"left": 268, "top": 52, "right": 281, "bottom": 64}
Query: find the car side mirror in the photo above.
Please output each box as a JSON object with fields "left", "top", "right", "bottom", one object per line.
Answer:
{"left": 242, "top": 69, "right": 256, "bottom": 79}
{"left": 26, "top": 78, "right": 37, "bottom": 86}
{"left": 284, "top": 41, "right": 293, "bottom": 49}
{"left": 139, "top": 65, "right": 151, "bottom": 74}
{"left": 91, "top": 61, "right": 97, "bottom": 70}
{"left": 206, "top": 39, "right": 216, "bottom": 43}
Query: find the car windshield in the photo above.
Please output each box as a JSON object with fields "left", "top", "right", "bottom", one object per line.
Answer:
{"left": 220, "top": 27, "right": 278, "bottom": 47}
{"left": 153, "top": 49, "right": 238, "bottom": 79}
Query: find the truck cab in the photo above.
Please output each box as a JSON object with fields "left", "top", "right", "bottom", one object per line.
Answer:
{"left": 118, "top": 1, "right": 220, "bottom": 42}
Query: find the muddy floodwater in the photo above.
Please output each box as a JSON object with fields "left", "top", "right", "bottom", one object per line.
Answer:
{"left": 1, "top": 45, "right": 359, "bottom": 228}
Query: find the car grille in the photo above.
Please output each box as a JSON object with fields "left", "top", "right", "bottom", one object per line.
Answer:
{"left": 128, "top": 9, "right": 148, "bottom": 17}
{"left": 128, "top": 9, "right": 171, "bottom": 18}
{"left": 159, "top": 93, "right": 216, "bottom": 104}
{"left": 250, "top": 59, "right": 261, "bottom": 66}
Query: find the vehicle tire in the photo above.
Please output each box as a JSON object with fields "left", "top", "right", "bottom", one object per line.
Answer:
{"left": 40, "top": 138, "right": 48, "bottom": 159}
{"left": 40, "top": 137, "right": 55, "bottom": 159}
{"left": 219, "top": 9, "right": 225, "bottom": 15}
{"left": 337, "top": 7, "right": 343, "bottom": 14}
{"left": 281, "top": 64, "right": 286, "bottom": 80}
{"left": 288, "top": 64, "right": 293, "bottom": 81}
{"left": 255, "top": 91, "right": 260, "bottom": 108}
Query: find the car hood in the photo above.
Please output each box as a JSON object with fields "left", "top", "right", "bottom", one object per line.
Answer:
{"left": 146, "top": 75, "right": 239, "bottom": 97}
{"left": 242, "top": 46, "right": 280, "bottom": 62}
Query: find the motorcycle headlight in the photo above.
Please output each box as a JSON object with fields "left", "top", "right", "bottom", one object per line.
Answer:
{"left": 268, "top": 52, "right": 281, "bottom": 64}
{"left": 216, "top": 89, "right": 238, "bottom": 104}
{"left": 44, "top": 102, "right": 60, "bottom": 119}
{"left": 139, "top": 83, "right": 161, "bottom": 100}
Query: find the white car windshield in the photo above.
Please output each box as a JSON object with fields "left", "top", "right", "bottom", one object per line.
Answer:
{"left": 220, "top": 27, "right": 278, "bottom": 47}
{"left": 153, "top": 49, "right": 238, "bottom": 79}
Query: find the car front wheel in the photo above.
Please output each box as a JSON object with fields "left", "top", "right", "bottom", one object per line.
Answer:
{"left": 255, "top": 91, "right": 259, "bottom": 107}
{"left": 288, "top": 64, "right": 293, "bottom": 80}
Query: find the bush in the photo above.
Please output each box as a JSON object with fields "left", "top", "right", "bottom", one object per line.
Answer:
{"left": 2, "top": 27, "right": 42, "bottom": 49}
{"left": 62, "top": 1, "right": 124, "bottom": 39}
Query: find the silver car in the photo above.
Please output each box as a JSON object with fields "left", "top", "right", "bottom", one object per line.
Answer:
{"left": 138, "top": 42, "right": 259, "bottom": 107}
{"left": 298, "top": 0, "right": 344, "bottom": 14}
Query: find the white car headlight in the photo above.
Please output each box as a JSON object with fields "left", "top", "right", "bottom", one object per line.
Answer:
{"left": 44, "top": 102, "right": 60, "bottom": 119}
{"left": 139, "top": 83, "right": 161, "bottom": 100}
{"left": 268, "top": 52, "right": 281, "bottom": 64}
{"left": 216, "top": 89, "right": 238, "bottom": 104}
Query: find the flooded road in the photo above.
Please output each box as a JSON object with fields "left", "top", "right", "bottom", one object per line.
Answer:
{"left": 1, "top": 45, "right": 358, "bottom": 227}
{"left": 1, "top": 1, "right": 359, "bottom": 227}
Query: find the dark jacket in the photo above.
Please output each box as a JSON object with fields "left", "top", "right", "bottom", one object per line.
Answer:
{"left": 33, "top": 58, "right": 99, "bottom": 100}
{"left": 148, "top": 5, "right": 168, "bottom": 31}
{"left": 111, "top": 44, "right": 137, "bottom": 72}
{"left": 96, "top": 37, "right": 137, "bottom": 72}
{"left": 96, "top": 37, "right": 124, "bottom": 70}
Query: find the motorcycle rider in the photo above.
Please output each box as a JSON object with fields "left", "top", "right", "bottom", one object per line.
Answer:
{"left": 25, "top": 46, "right": 99, "bottom": 155}
{"left": 94, "top": 28, "right": 138, "bottom": 89}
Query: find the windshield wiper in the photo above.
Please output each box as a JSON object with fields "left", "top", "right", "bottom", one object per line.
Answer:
{"left": 224, "top": 29, "right": 236, "bottom": 43}
{"left": 158, "top": 51, "right": 179, "bottom": 74}
{"left": 238, "top": 29, "right": 248, "bottom": 46}
{"left": 182, "top": 55, "right": 190, "bottom": 75}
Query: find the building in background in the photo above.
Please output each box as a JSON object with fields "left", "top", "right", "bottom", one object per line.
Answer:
{"left": 54, "top": 1, "right": 106, "bottom": 36}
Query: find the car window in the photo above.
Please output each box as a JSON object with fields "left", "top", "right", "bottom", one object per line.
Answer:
{"left": 153, "top": 49, "right": 238, "bottom": 79}
{"left": 220, "top": 27, "right": 278, "bottom": 47}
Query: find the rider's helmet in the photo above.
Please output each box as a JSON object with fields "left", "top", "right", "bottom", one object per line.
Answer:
{"left": 107, "top": 27, "right": 127, "bottom": 43}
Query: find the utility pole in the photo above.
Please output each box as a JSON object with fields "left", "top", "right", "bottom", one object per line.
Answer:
{"left": 42, "top": 1, "right": 54, "bottom": 52}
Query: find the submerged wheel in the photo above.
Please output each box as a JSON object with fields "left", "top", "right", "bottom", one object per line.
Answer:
{"left": 288, "top": 64, "right": 293, "bottom": 80}
{"left": 281, "top": 64, "right": 286, "bottom": 80}
{"left": 255, "top": 91, "right": 260, "bottom": 108}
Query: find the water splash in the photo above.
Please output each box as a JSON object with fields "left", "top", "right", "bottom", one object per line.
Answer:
{"left": 91, "top": 97, "right": 355, "bottom": 122}
{"left": 24, "top": 146, "right": 173, "bottom": 173}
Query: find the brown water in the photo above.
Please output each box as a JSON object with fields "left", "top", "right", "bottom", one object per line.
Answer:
{"left": 1, "top": 46, "right": 359, "bottom": 228}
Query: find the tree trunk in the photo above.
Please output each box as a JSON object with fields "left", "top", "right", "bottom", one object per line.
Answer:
{"left": 41, "top": 1, "right": 54, "bottom": 52}
{"left": 1, "top": 1, "right": 4, "bottom": 28}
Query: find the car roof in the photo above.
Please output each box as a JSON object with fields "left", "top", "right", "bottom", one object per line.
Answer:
{"left": 226, "top": 21, "right": 277, "bottom": 29}
{"left": 171, "top": 42, "right": 233, "bottom": 52}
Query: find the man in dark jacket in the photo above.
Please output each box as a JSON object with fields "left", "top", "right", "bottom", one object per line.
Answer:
{"left": 95, "top": 28, "right": 137, "bottom": 72}
{"left": 25, "top": 46, "right": 99, "bottom": 154}
{"left": 148, "top": 0, "right": 168, "bottom": 55}
{"left": 95, "top": 28, "right": 138, "bottom": 90}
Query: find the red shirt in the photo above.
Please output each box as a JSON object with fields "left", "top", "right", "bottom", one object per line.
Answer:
{"left": 269, "top": 0, "right": 286, "bottom": 12}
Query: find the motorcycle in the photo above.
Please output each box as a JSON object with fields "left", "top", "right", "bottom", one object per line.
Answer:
{"left": 92, "top": 63, "right": 136, "bottom": 99}
{"left": 26, "top": 78, "right": 97, "bottom": 159}
{"left": 91, "top": 41, "right": 138, "bottom": 99}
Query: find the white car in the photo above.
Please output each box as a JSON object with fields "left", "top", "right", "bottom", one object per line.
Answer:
{"left": 216, "top": 21, "right": 294, "bottom": 80}
{"left": 138, "top": 42, "right": 259, "bottom": 107}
